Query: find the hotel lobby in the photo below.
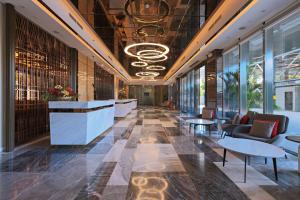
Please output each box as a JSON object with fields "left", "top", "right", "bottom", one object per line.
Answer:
{"left": 0, "top": 0, "right": 300, "bottom": 199}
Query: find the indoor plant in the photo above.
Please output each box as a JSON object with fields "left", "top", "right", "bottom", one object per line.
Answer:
{"left": 43, "top": 85, "right": 77, "bottom": 101}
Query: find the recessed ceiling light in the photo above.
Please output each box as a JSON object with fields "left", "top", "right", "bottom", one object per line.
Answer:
{"left": 239, "top": 26, "right": 246, "bottom": 30}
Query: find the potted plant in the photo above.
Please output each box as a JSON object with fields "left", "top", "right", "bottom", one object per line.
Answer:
{"left": 43, "top": 85, "right": 77, "bottom": 101}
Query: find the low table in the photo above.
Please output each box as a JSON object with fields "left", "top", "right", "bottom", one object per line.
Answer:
{"left": 218, "top": 137, "right": 285, "bottom": 182}
{"left": 186, "top": 119, "right": 214, "bottom": 135}
{"left": 285, "top": 136, "right": 300, "bottom": 173}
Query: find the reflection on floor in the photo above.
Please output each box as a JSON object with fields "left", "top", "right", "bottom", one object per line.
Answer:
{"left": 0, "top": 107, "right": 299, "bottom": 200}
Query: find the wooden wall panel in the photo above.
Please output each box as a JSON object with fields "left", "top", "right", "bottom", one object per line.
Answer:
{"left": 15, "top": 14, "right": 72, "bottom": 145}
{"left": 94, "top": 63, "right": 114, "bottom": 100}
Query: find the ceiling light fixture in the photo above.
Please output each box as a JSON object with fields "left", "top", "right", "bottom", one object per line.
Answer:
{"left": 138, "top": 55, "right": 168, "bottom": 63}
{"left": 125, "top": 0, "right": 170, "bottom": 24}
{"left": 137, "top": 24, "right": 164, "bottom": 37}
{"left": 131, "top": 61, "right": 148, "bottom": 67}
{"left": 124, "top": 42, "right": 169, "bottom": 58}
{"left": 144, "top": 3, "right": 150, "bottom": 9}
{"left": 146, "top": 65, "right": 166, "bottom": 71}
{"left": 137, "top": 49, "right": 165, "bottom": 59}
{"left": 135, "top": 71, "right": 159, "bottom": 77}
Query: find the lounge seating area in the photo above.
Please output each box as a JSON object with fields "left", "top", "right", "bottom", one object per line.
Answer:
{"left": 232, "top": 113, "right": 289, "bottom": 144}
{"left": 185, "top": 107, "right": 299, "bottom": 177}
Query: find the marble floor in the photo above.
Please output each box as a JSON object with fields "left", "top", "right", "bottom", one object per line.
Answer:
{"left": 0, "top": 107, "right": 299, "bottom": 200}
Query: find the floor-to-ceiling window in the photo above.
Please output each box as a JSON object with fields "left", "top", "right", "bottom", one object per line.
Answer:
{"left": 266, "top": 9, "right": 300, "bottom": 133}
{"left": 194, "top": 66, "right": 206, "bottom": 114}
{"left": 180, "top": 66, "right": 205, "bottom": 114}
{"left": 188, "top": 70, "right": 195, "bottom": 113}
{"left": 199, "top": 66, "right": 206, "bottom": 114}
{"left": 223, "top": 47, "right": 240, "bottom": 117}
{"left": 181, "top": 76, "right": 188, "bottom": 112}
{"left": 240, "top": 33, "right": 264, "bottom": 114}
{"left": 216, "top": 57, "right": 223, "bottom": 116}
{"left": 194, "top": 68, "right": 200, "bottom": 114}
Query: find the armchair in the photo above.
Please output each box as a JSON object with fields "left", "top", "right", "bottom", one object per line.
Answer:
{"left": 196, "top": 107, "right": 217, "bottom": 120}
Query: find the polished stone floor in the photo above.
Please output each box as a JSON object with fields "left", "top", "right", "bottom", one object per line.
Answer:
{"left": 0, "top": 107, "right": 299, "bottom": 200}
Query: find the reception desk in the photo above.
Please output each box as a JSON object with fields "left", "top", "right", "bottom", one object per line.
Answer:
{"left": 114, "top": 99, "right": 137, "bottom": 117}
{"left": 49, "top": 100, "right": 115, "bottom": 145}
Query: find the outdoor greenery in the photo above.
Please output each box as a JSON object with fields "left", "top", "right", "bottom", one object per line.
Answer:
{"left": 223, "top": 71, "right": 239, "bottom": 112}
{"left": 247, "top": 65, "right": 263, "bottom": 109}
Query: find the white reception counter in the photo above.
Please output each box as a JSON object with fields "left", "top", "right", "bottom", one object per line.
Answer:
{"left": 49, "top": 100, "right": 115, "bottom": 145}
{"left": 114, "top": 99, "right": 137, "bottom": 117}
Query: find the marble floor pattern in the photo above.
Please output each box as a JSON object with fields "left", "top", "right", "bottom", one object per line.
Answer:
{"left": 0, "top": 107, "right": 299, "bottom": 200}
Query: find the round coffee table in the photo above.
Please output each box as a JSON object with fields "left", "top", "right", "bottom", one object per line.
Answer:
{"left": 185, "top": 119, "right": 214, "bottom": 135}
{"left": 218, "top": 137, "right": 285, "bottom": 182}
{"left": 285, "top": 136, "right": 300, "bottom": 173}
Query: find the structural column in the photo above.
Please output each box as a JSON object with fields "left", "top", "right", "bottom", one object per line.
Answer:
{"left": 0, "top": 3, "right": 4, "bottom": 152}
{"left": 206, "top": 49, "right": 222, "bottom": 108}
{"left": 2, "top": 4, "right": 16, "bottom": 151}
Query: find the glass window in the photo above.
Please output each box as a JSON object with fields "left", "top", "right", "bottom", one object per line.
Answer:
{"left": 194, "top": 68, "right": 200, "bottom": 114}
{"left": 199, "top": 66, "right": 206, "bottom": 114}
{"left": 223, "top": 47, "right": 240, "bottom": 117}
{"left": 183, "top": 76, "right": 187, "bottom": 112}
{"left": 194, "top": 66, "right": 206, "bottom": 114}
{"left": 189, "top": 70, "right": 195, "bottom": 113}
{"left": 240, "top": 34, "right": 264, "bottom": 113}
{"left": 266, "top": 10, "right": 300, "bottom": 133}
{"left": 216, "top": 57, "right": 223, "bottom": 116}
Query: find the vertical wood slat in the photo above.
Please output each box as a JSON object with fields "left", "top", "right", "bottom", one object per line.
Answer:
{"left": 14, "top": 14, "right": 72, "bottom": 146}
{"left": 94, "top": 63, "right": 114, "bottom": 100}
